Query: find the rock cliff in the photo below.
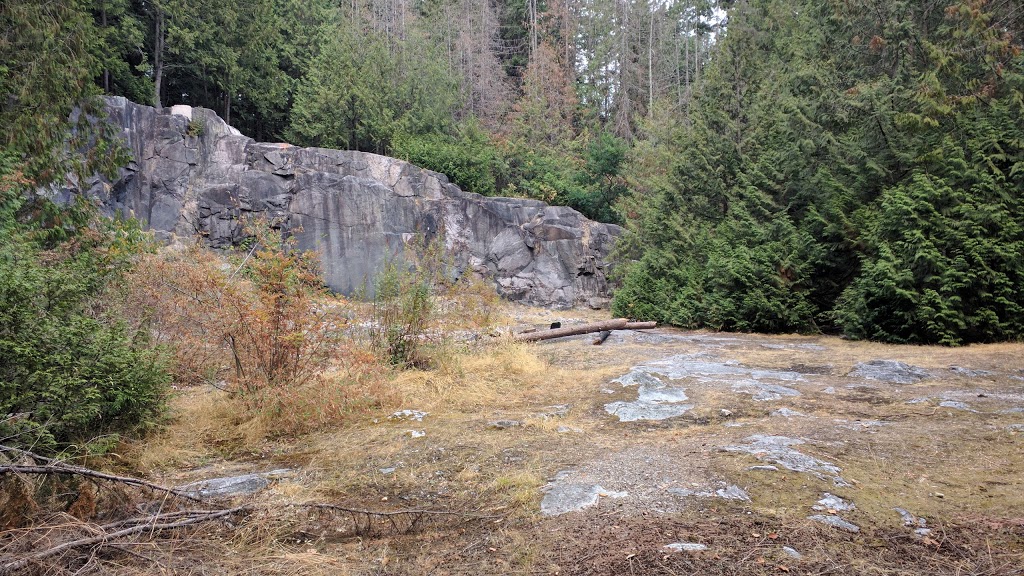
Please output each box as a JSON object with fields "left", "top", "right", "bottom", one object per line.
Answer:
{"left": 75, "top": 97, "right": 620, "bottom": 308}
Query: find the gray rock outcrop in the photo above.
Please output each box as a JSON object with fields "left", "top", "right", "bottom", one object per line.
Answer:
{"left": 73, "top": 97, "right": 620, "bottom": 307}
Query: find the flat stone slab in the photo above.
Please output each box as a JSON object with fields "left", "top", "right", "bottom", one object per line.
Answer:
{"left": 772, "top": 407, "right": 808, "bottom": 418}
{"left": 949, "top": 366, "right": 995, "bottom": 377}
{"left": 723, "top": 435, "right": 849, "bottom": 486}
{"left": 668, "top": 483, "right": 750, "bottom": 502}
{"left": 178, "top": 469, "right": 291, "bottom": 499}
{"left": 716, "top": 485, "right": 751, "bottom": 501}
{"left": 607, "top": 354, "right": 809, "bottom": 419}
{"left": 760, "top": 343, "right": 827, "bottom": 352}
{"left": 605, "top": 400, "right": 695, "bottom": 421}
{"left": 611, "top": 369, "right": 667, "bottom": 388}
{"left": 631, "top": 355, "right": 804, "bottom": 382}
{"left": 849, "top": 360, "right": 931, "bottom": 384}
{"left": 938, "top": 400, "right": 973, "bottom": 411}
{"left": 733, "top": 380, "right": 802, "bottom": 401}
{"left": 809, "top": 514, "right": 860, "bottom": 532}
{"left": 607, "top": 366, "right": 695, "bottom": 421}
{"left": 540, "top": 482, "right": 627, "bottom": 516}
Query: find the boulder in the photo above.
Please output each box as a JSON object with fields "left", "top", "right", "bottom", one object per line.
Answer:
{"left": 71, "top": 97, "right": 621, "bottom": 308}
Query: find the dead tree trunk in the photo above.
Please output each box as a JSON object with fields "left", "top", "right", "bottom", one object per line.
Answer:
{"left": 514, "top": 319, "right": 657, "bottom": 343}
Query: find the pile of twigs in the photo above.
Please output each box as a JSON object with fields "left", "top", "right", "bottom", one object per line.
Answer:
{"left": 0, "top": 445, "right": 496, "bottom": 575}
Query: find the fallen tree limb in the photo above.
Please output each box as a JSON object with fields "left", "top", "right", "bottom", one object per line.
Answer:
{"left": 300, "top": 503, "right": 500, "bottom": 520}
{"left": 514, "top": 318, "right": 657, "bottom": 343}
{"left": 0, "top": 463, "right": 206, "bottom": 504}
{"left": 0, "top": 448, "right": 504, "bottom": 573}
{"left": 0, "top": 505, "right": 250, "bottom": 574}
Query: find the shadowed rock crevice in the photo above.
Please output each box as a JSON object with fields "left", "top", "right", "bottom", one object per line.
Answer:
{"left": 74, "top": 97, "right": 621, "bottom": 307}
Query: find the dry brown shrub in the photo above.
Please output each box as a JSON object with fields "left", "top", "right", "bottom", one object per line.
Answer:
{"left": 116, "top": 223, "right": 391, "bottom": 437}
{"left": 436, "top": 271, "right": 505, "bottom": 330}
{"left": 0, "top": 476, "right": 38, "bottom": 530}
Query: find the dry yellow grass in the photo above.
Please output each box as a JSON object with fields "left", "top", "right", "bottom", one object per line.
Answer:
{"left": 105, "top": 308, "right": 1024, "bottom": 575}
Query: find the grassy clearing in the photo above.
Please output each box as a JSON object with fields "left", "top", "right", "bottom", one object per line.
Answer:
{"left": 6, "top": 290, "right": 1024, "bottom": 574}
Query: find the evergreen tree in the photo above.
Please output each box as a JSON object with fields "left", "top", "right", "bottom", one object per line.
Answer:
{"left": 615, "top": 0, "right": 1024, "bottom": 344}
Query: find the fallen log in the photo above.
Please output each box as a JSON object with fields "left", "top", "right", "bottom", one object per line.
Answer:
{"left": 514, "top": 318, "right": 627, "bottom": 342}
{"left": 514, "top": 318, "right": 657, "bottom": 343}
{"left": 592, "top": 330, "right": 612, "bottom": 345}
{"left": 624, "top": 321, "right": 657, "bottom": 330}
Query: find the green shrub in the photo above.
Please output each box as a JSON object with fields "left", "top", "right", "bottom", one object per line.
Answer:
{"left": 187, "top": 117, "right": 205, "bottom": 137}
{"left": 392, "top": 122, "right": 507, "bottom": 196}
{"left": 0, "top": 216, "right": 169, "bottom": 455}
{"left": 368, "top": 235, "right": 454, "bottom": 368}
{"left": 370, "top": 260, "right": 434, "bottom": 367}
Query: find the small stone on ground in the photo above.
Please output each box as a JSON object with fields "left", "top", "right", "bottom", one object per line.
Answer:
{"left": 813, "top": 493, "right": 855, "bottom": 512}
{"left": 390, "top": 409, "right": 429, "bottom": 421}
{"left": 809, "top": 514, "right": 860, "bottom": 532}
{"left": 664, "top": 542, "right": 707, "bottom": 552}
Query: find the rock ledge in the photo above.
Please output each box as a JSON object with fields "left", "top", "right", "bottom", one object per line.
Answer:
{"left": 73, "top": 97, "right": 621, "bottom": 308}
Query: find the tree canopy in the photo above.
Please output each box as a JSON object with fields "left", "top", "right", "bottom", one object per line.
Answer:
{"left": 2, "top": 0, "right": 1022, "bottom": 345}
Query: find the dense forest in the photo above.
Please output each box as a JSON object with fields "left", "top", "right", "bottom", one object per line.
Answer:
{"left": 2, "top": 0, "right": 1023, "bottom": 346}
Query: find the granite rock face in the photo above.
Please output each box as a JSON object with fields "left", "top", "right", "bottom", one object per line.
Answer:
{"left": 75, "top": 97, "right": 620, "bottom": 307}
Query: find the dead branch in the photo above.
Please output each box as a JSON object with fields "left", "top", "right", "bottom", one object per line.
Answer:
{"left": 298, "top": 503, "right": 500, "bottom": 520}
{"left": 0, "top": 445, "right": 206, "bottom": 504}
{"left": 0, "top": 445, "right": 59, "bottom": 466}
{"left": 0, "top": 463, "right": 205, "bottom": 505}
{"left": 0, "top": 505, "right": 250, "bottom": 574}
{"left": 0, "top": 449, "right": 502, "bottom": 572}
{"left": 514, "top": 318, "right": 657, "bottom": 342}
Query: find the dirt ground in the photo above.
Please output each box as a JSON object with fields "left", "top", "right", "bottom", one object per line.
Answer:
{"left": 9, "top": 306, "right": 1024, "bottom": 575}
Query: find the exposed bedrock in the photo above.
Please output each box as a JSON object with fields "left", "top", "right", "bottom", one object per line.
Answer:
{"left": 73, "top": 97, "right": 621, "bottom": 307}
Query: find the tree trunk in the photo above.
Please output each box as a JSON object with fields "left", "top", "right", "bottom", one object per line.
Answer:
{"left": 153, "top": 7, "right": 164, "bottom": 108}
{"left": 647, "top": 4, "right": 654, "bottom": 116}
{"left": 101, "top": 2, "right": 109, "bottom": 93}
